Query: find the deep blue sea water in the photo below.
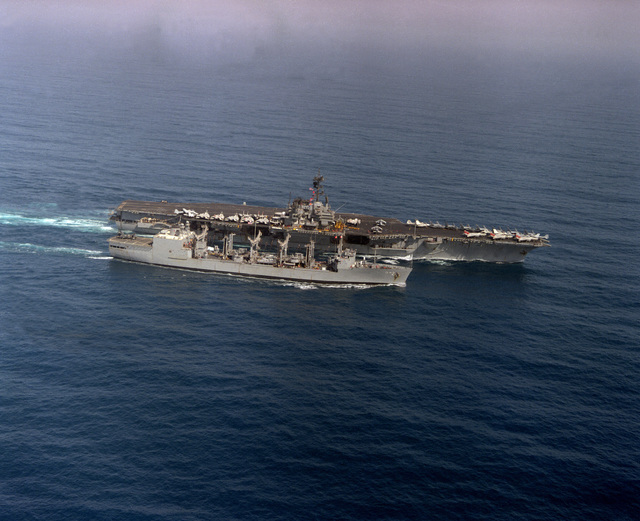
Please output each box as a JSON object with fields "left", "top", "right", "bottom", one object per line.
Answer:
{"left": 1, "top": 25, "right": 639, "bottom": 521}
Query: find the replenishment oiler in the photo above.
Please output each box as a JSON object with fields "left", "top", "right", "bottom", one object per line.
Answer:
{"left": 109, "top": 225, "right": 411, "bottom": 286}
{"left": 109, "top": 176, "right": 549, "bottom": 263}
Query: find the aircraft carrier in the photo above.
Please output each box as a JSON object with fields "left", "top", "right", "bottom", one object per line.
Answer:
{"left": 109, "top": 176, "right": 549, "bottom": 263}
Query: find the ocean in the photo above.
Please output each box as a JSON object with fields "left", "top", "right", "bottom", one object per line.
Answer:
{"left": 1, "top": 12, "right": 639, "bottom": 521}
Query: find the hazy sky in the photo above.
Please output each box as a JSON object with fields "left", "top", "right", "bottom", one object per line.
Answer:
{"left": 2, "top": 0, "right": 638, "bottom": 62}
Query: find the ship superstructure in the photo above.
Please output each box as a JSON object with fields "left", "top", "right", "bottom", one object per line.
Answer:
{"left": 109, "top": 176, "right": 549, "bottom": 263}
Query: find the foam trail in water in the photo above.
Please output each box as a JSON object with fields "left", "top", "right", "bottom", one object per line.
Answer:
{"left": 287, "top": 281, "right": 373, "bottom": 290}
{"left": 424, "top": 260, "right": 453, "bottom": 266}
{"left": 0, "top": 241, "right": 104, "bottom": 256}
{"left": 0, "top": 212, "right": 114, "bottom": 233}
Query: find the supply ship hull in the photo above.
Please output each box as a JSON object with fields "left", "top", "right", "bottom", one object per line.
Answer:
{"left": 109, "top": 177, "right": 549, "bottom": 263}
{"left": 109, "top": 226, "right": 411, "bottom": 286}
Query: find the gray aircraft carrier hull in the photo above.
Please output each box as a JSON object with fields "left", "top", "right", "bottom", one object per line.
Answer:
{"left": 110, "top": 195, "right": 548, "bottom": 263}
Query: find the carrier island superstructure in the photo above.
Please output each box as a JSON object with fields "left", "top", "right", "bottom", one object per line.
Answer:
{"left": 109, "top": 176, "right": 549, "bottom": 263}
